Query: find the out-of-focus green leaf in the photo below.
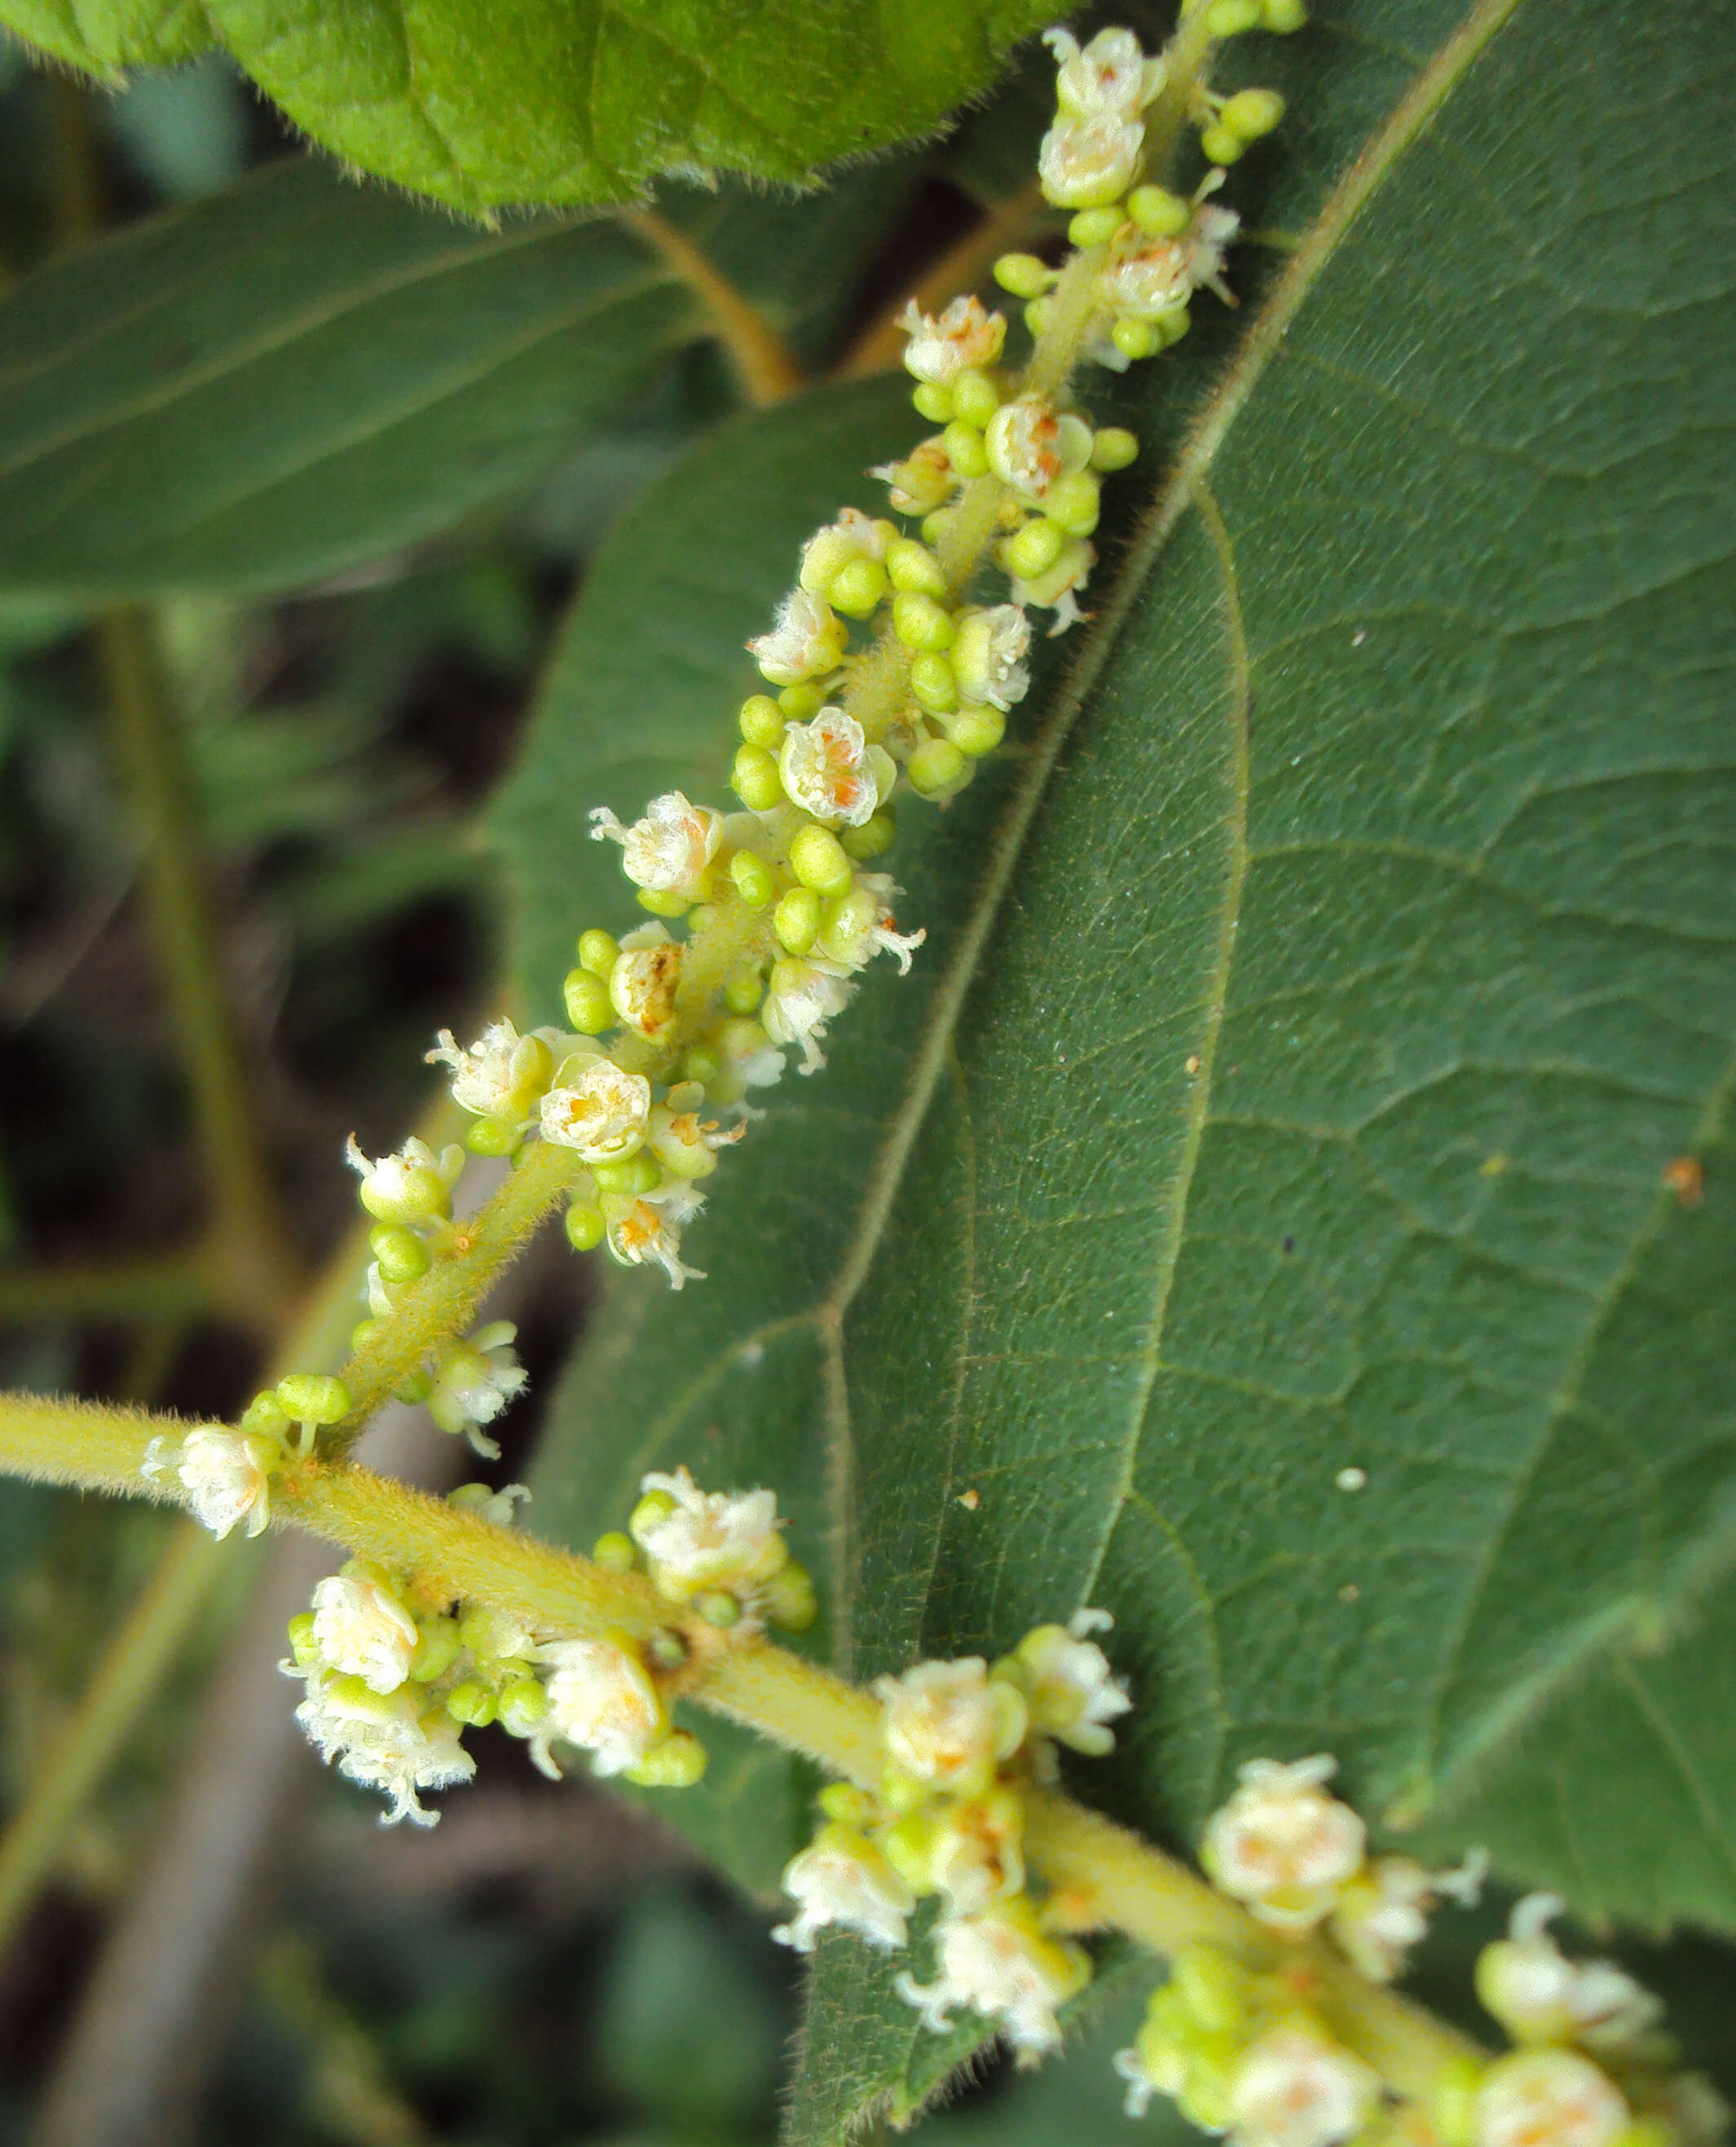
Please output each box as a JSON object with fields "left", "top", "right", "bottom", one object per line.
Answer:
{"left": 0, "top": 0, "right": 210, "bottom": 75}
{"left": 0, "top": 159, "right": 696, "bottom": 596}
{"left": 2, "top": 0, "right": 1054, "bottom": 216}
{"left": 508, "top": 0, "right": 1736, "bottom": 2134}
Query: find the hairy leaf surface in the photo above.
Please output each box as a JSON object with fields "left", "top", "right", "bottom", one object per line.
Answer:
{"left": 0, "top": 0, "right": 1055, "bottom": 215}
{"left": 513, "top": 0, "right": 1735, "bottom": 2132}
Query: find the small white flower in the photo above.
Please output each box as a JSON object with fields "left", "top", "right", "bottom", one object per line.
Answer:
{"left": 588, "top": 791, "right": 723, "bottom": 897}
{"left": 425, "top": 1020, "right": 558, "bottom": 1127}
{"left": 143, "top": 1426, "right": 275, "bottom": 1541}
{"left": 1010, "top": 534, "right": 1095, "bottom": 635}
{"left": 951, "top": 605, "right": 1032, "bottom": 712}
{"left": 871, "top": 437, "right": 954, "bottom": 515}
{"left": 311, "top": 1563, "right": 421, "bottom": 1695}
{"left": 985, "top": 397, "right": 1095, "bottom": 505}
{"left": 610, "top": 924, "right": 682, "bottom": 1041}
{"left": 813, "top": 874, "right": 924, "bottom": 977}
{"left": 875, "top": 1657, "right": 1029, "bottom": 1797}
{"left": 540, "top": 1059, "right": 652, "bottom": 1164}
{"left": 1199, "top": 1755, "right": 1367, "bottom": 1929}
{"left": 747, "top": 587, "right": 848, "bottom": 686}
{"left": 1187, "top": 192, "right": 1241, "bottom": 307}
{"left": 646, "top": 1102, "right": 745, "bottom": 1181}
{"left": 606, "top": 1180, "right": 707, "bottom": 1289}
{"left": 1477, "top": 1893, "right": 1664, "bottom": 2055}
{"left": 632, "top": 1464, "right": 782, "bottom": 1598}
{"left": 762, "top": 956, "right": 854, "bottom": 1076}
{"left": 291, "top": 1669, "right": 474, "bottom": 1827}
{"left": 1230, "top": 2029, "right": 1378, "bottom": 2147}
{"left": 800, "top": 507, "right": 888, "bottom": 597}
{"left": 929, "top": 1792, "right": 1026, "bottom": 1915}
{"left": 344, "top": 1133, "right": 465, "bottom": 1223}
{"left": 1038, "top": 114, "right": 1147, "bottom": 208}
{"left": 778, "top": 708, "right": 887, "bottom": 828}
{"left": 898, "top": 294, "right": 1007, "bottom": 385}
{"left": 773, "top": 1823, "right": 917, "bottom": 1953}
{"left": 535, "top": 1638, "right": 665, "bottom": 1779}
{"left": 1014, "top": 1607, "right": 1131, "bottom": 1756}
{"left": 1101, "top": 237, "right": 1193, "bottom": 321}
{"left": 1330, "top": 1848, "right": 1487, "bottom": 1983}
{"left": 896, "top": 1902, "right": 1089, "bottom": 2058}
{"left": 1043, "top": 26, "right": 1164, "bottom": 122}
{"left": 1474, "top": 2052, "right": 1629, "bottom": 2147}
{"left": 427, "top": 1321, "right": 527, "bottom": 1457}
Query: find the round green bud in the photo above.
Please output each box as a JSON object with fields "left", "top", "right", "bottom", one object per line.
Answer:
{"left": 951, "top": 369, "right": 1002, "bottom": 430}
{"left": 368, "top": 1222, "right": 431, "bottom": 1285}
{"left": 1207, "top": 0, "right": 1261, "bottom": 30}
{"left": 1068, "top": 206, "right": 1124, "bottom": 248}
{"left": 761, "top": 1559, "right": 818, "bottom": 1633}
{"left": 921, "top": 507, "right": 958, "bottom": 549}
{"left": 593, "top": 1530, "right": 639, "bottom": 1572}
{"left": 1156, "top": 306, "right": 1192, "bottom": 348}
{"left": 731, "top": 743, "right": 783, "bottom": 812}
{"left": 497, "top": 1678, "right": 549, "bottom": 1735}
{"left": 841, "top": 812, "right": 896, "bottom": 862}
{"left": 648, "top": 1626, "right": 688, "bottom": 1669}
{"left": 286, "top": 1611, "right": 319, "bottom": 1667}
{"left": 1223, "top": 87, "right": 1286, "bottom": 139}
{"left": 681, "top": 1044, "right": 721, "bottom": 1085}
{"left": 1170, "top": 1945, "right": 1253, "bottom": 2033}
{"left": 240, "top": 1391, "right": 291, "bottom": 1437}
{"left": 394, "top": 1368, "right": 434, "bottom": 1405}
{"left": 1046, "top": 470, "right": 1101, "bottom": 536}
{"left": 562, "top": 965, "right": 615, "bottom": 1034}
{"left": 789, "top": 824, "right": 854, "bottom": 897}
{"left": 885, "top": 538, "right": 946, "bottom": 597}
{"left": 908, "top": 738, "right": 967, "bottom": 796}
{"left": 1128, "top": 183, "right": 1192, "bottom": 236}
{"left": 778, "top": 682, "right": 825, "bottom": 720}
{"left": 994, "top": 251, "right": 1054, "bottom": 299}
{"left": 1091, "top": 426, "right": 1140, "bottom": 473}
{"left": 626, "top": 1729, "right": 708, "bottom": 1788}
{"left": 1262, "top": 0, "right": 1309, "bottom": 29}
{"left": 1200, "top": 120, "right": 1245, "bottom": 165}
{"left": 1002, "top": 516, "right": 1068, "bottom": 581}
{"left": 410, "top": 1616, "right": 462, "bottom": 1684}
{"left": 817, "top": 1781, "right": 876, "bottom": 1825}
{"left": 1023, "top": 298, "right": 1051, "bottom": 339}
{"left": 465, "top": 1114, "right": 522, "bottom": 1156}
{"left": 945, "top": 704, "right": 1006, "bottom": 758}
{"left": 941, "top": 420, "right": 989, "bottom": 481}
{"left": 630, "top": 1488, "right": 679, "bottom": 1543}
{"left": 1112, "top": 315, "right": 1163, "bottom": 362}
{"left": 830, "top": 556, "right": 888, "bottom": 619}
{"left": 564, "top": 1201, "right": 606, "bottom": 1253}
{"left": 577, "top": 928, "right": 619, "bottom": 977}
{"left": 446, "top": 1678, "right": 496, "bottom": 1728}
{"left": 729, "top": 850, "right": 777, "bottom": 910}
{"left": 724, "top": 965, "right": 766, "bottom": 1014}
{"left": 719, "top": 1016, "right": 771, "bottom": 1062}
{"left": 882, "top": 1809, "right": 944, "bottom": 1890}
{"left": 909, "top": 651, "right": 958, "bottom": 713}
{"left": 592, "top": 1151, "right": 660, "bottom": 1197}
{"left": 892, "top": 591, "right": 955, "bottom": 652}
{"left": 637, "top": 887, "right": 690, "bottom": 919}
{"left": 276, "top": 1373, "right": 350, "bottom": 1426}
{"left": 738, "top": 693, "right": 786, "bottom": 747}
{"left": 774, "top": 885, "right": 822, "bottom": 954}
{"left": 910, "top": 381, "right": 954, "bottom": 424}
{"left": 695, "top": 1589, "right": 742, "bottom": 1629}
{"left": 349, "top": 1317, "right": 378, "bottom": 1353}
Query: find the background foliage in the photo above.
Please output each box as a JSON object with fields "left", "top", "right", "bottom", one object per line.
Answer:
{"left": 0, "top": 0, "right": 1731, "bottom": 2142}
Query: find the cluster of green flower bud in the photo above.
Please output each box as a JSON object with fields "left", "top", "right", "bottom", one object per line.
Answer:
{"left": 142, "top": 1373, "right": 355, "bottom": 1540}
{"left": 601, "top": 1463, "right": 817, "bottom": 1635}
{"left": 773, "top": 1612, "right": 1130, "bottom": 2058}
{"left": 1117, "top": 1760, "right": 1726, "bottom": 2147}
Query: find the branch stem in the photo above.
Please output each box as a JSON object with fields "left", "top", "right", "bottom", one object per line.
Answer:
{"left": 619, "top": 206, "right": 805, "bottom": 408}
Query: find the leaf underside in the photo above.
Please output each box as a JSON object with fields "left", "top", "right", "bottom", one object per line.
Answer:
{"left": 507, "top": 0, "right": 1736, "bottom": 2134}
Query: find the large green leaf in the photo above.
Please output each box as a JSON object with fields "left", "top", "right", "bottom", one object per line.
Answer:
{"left": 0, "top": 158, "right": 700, "bottom": 596}
{"left": 2, "top": 0, "right": 1055, "bottom": 216}
{"left": 509, "top": 0, "right": 1735, "bottom": 2132}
